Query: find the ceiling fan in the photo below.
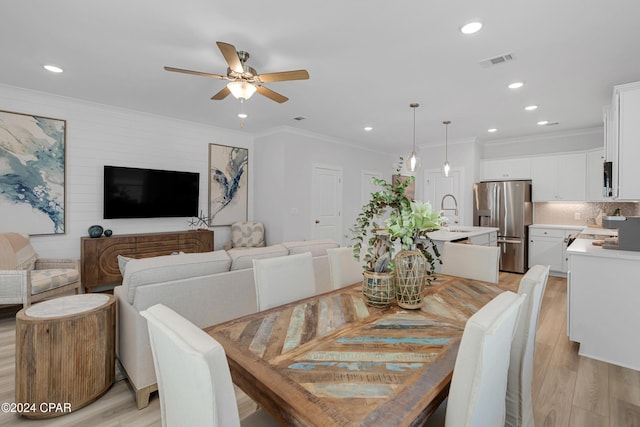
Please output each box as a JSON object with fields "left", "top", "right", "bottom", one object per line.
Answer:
{"left": 164, "top": 41, "right": 309, "bottom": 103}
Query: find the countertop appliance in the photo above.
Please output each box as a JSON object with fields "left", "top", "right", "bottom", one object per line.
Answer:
{"left": 602, "top": 216, "right": 640, "bottom": 251}
{"left": 473, "top": 180, "right": 532, "bottom": 273}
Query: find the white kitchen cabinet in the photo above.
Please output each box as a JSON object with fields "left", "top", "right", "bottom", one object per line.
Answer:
{"left": 531, "top": 153, "right": 586, "bottom": 202}
{"left": 586, "top": 148, "right": 608, "bottom": 202}
{"left": 529, "top": 228, "right": 565, "bottom": 273}
{"left": 567, "top": 239, "right": 640, "bottom": 371}
{"left": 528, "top": 226, "right": 579, "bottom": 276}
{"left": 481, "top": 158, "right": 531, "bottom": 181}
{"left": 614, "top": 81, "right": 640, "bottom": 200}
{"left": 603, "top": 105, "right": 616, "bottom": 163}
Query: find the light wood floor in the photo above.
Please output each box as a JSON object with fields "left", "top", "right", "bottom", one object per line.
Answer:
{"left": 0, "top": 273, "right": 639, "bottom": 426}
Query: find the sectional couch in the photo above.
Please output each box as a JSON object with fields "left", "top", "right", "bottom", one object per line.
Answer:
{"left": 113, "top": 238, "right": 339, "bottom": 409}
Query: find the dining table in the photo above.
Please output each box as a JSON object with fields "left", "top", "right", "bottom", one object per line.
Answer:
{"left": 205, "top": 274, "right": 505, "bottom": 426}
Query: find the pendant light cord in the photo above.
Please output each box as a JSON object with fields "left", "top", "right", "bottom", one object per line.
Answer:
{"left": 410, "top": 103, "right": 419, "bottom": 154}
{"left": 443, "top": 120, "right": 451, "bottom": 161}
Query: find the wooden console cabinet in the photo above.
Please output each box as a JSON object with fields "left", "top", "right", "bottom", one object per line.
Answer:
{"left": 81, "top": 230, "right": 213, "bottom": 292}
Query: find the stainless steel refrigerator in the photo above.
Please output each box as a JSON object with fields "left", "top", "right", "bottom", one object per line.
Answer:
{"left": 473, "top": 180, "right": 532, "bottom": 273}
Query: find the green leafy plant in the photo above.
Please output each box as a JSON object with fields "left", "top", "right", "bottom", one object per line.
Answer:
{"left": 351, "top": 158, "right": 443, "bottom": 275}
{"left": 386, "top": 199, "right": 443, "bottom": 280}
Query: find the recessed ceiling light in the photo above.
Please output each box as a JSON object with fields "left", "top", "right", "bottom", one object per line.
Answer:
{"left": 508, "top": 82, "right": 524, "bottom": 89}
{"left": 43, "top": 65, "right": 63, "bottom": 73}
{"left": 237, "top": 113, "right": 248, "bottom": 119}
{"left": 460, "top": 22, "right": 483, "bottom": 34}
{"left": 363, "top": 126, "right": 373, "bottom": 132}
{"left": 488, "top": 128, "right": 497, "bottom": 133}
{"left": 525, "top": 105, "right": 538, "bottom": 111}
{"left": 537, "top": 120, "right": 549, "bottom": 126}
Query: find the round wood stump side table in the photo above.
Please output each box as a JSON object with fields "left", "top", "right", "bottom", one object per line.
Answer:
{"left": 15, "top": 294, "right": 115, "bottom": 419}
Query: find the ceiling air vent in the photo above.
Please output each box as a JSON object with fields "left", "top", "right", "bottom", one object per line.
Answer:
{"left": 480, "top": 52, "right": 515, "bottom": 68}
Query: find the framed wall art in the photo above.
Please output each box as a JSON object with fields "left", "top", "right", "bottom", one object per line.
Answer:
{"left": 208, "top": 143, "right": 248, "bottom": 226}
{"left": 392, "top": 174, "right": 415, "bottom": 201}
{"left": 0, "top": 110, "right": 66, "bottom": 235}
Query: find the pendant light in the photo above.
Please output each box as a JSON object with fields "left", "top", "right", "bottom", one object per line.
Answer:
{"left": 443, "top": 120, "right": 451, "bottom": 177}
{"left": 407, "top": 103, "right": 420, "bottom": 172}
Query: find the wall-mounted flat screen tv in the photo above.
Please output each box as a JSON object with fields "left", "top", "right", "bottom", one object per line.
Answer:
{"left": 104, "top": 166, "right": 199, "bottom": 219}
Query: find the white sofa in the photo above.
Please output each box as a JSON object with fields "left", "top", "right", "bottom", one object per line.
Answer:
{"left": 113, "top": 238, "right": 339, "bottom": 409}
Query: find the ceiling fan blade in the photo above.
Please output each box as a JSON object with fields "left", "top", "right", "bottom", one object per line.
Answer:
{"left": 211, "top": 86, "right": 230, "bottom": 100}
{"left": 216, "top": 41, "right": 244, "bottom": 74}
{"left": 258, "top": 70, "right": 310, "bottom": 83}
{"left": 164, "top": 66, "right": 226, "bottom": 79}
{"left": 255, "top": 85, "right": 288, "bottom": 103}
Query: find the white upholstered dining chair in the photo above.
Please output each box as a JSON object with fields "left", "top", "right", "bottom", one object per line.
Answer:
{"left": 505, "top": 264, "right": 550, "bottom": 427}
{"left": 140, "top": 304, "right": 279, "bottom": 427}
{"left": 425, "top": 291, "right": 525, "bottom": 426}
{"left": 327, "top": 247, "right": 362, "bottom": 289}
{"left": 253, "top": 251, "right": 316, "bottom": 311}
{"left": 440, "top": 241, "right": 500, "bottom": 283}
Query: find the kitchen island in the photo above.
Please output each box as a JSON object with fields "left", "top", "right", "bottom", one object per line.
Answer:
{"left": 567, "top": 238, "right": 640, "bottom": 371}
{"left": 427, "top": 226, "right": 499, "bottom": 245}
{"left": 425, "top": 226, "right": 499, "bottom": 273}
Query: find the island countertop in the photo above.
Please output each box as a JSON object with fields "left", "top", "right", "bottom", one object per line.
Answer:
{"left": 567, "top": 238, "right": 640, "bottom": 260}
{"left": 426, "top": 226, "right": 499, "bottom": 242}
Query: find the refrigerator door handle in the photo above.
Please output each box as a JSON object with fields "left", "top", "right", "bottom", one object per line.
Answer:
{"left": 497, "top": 238, "right": 523, "bottom": 244}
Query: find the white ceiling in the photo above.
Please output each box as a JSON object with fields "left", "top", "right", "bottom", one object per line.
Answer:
{"left": 2, "top": 1, "right": 639, "bottom": 152}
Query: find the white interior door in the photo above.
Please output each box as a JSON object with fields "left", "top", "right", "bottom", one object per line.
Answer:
{"left": 311, "top": 164, "right": 343, "bottom": 243}
{"left": 423, "top": 168, "right": 463, "bottom": 225}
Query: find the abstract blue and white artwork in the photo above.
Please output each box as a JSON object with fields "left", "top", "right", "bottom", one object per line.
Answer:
{"left": 208, "top": 143, "right": 248, "bottom": 226}
{"left": 0, "top": 110, "right": 66, "bottom": 235}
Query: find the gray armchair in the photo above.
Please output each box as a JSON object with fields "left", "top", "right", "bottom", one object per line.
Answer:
{"left": 0, "top": 233, "right": 82, "bottom": 307}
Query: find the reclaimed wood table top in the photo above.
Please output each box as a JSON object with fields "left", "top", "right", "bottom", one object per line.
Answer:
{"left": 205, "top": 274, "right": 504, "bottom": 426}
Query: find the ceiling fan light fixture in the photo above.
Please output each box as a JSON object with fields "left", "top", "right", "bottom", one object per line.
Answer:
{"left": 227, "top": 80, "right": 257, "bottom": 100}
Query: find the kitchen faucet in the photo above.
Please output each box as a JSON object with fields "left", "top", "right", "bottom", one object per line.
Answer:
{"left": 440, "top": 194, "right": 459, "bottom": 217}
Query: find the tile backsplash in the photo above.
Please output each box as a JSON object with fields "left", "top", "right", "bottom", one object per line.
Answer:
{"left": 533, "top": 202, "right": 640, "bottom": 227}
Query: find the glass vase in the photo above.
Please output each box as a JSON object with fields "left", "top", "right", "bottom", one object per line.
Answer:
{"left": 362, "top": 270, "right": 394, "bottom": 308}
{"left": 394, "top": 249, "right": 428, "bottom": 309}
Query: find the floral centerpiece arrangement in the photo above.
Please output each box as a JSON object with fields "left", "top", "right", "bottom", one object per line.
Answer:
{"left": 385, "top": 198, "right": 443, "bottom": 278}
{"left": 351, "top": 159, "right": 444, "bottom": 307}
{"left": 386, "top": 198, "right": 443, "bottom": 308}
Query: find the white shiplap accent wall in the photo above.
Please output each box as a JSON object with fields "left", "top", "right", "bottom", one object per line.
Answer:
{"left": 0, "top": 84, "right": 253, "bottom": 258}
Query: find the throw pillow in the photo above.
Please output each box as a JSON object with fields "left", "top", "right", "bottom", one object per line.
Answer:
{"left": 231, "top": 222, "right": 265, "bottom": 248}
{"left": 0, "top": 233, "right": 37, "bottom": 270}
